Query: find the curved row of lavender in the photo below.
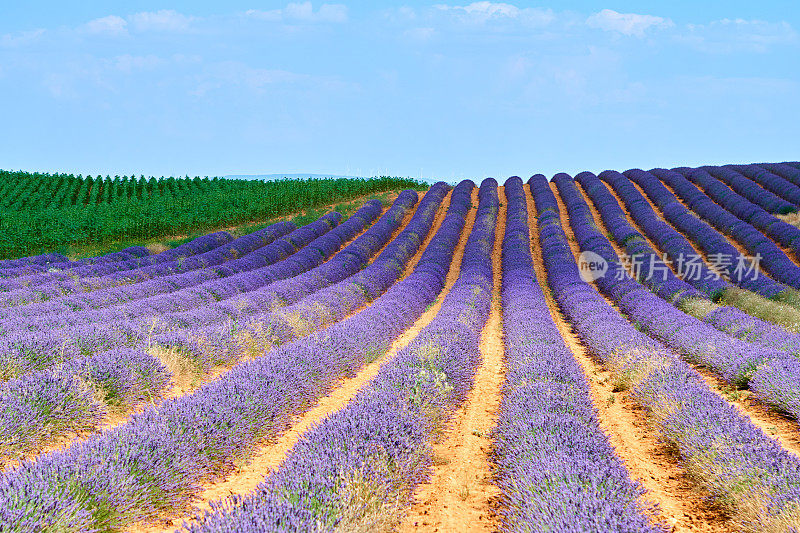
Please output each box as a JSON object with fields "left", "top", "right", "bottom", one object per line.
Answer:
{"left": 0, "top": 183, "right": 473, "bottom": 532}
{"left": 0, "top": 230, "right": 234, "bottom": 288}
{"left": 0, "top": 198, "right": 404, "bottom": 459}
{"left": 0, "top": 221, "right": 298, "bottom": 312}
{"left": 0, "top": 246, "right": 150, "bottom": 279}
{"left": 705, "top": 165, "right": 799, "bottom": 213}
{"left": 0, "top": 348, "right": 173, "bottom": 464}
{"left": 661, "top": 167, "right": 800, "bottom": 289}
{"left": 152, "top": 192, "right": 419, "bottom": 332}
{"left": 153, "top": 184, "right": 450, "bottom": 366}
{"left": 531, "top": 174, "right": 800, "bottom": 532}
{"left": 595, "top": 170, "right": 729, "bottom": 299}
{"left": 697, "top": 167, "right": 800, "bottom": 255}
{"left": 557, "top": 173, "right": 800, "bottom": 418}
{"left": 723, "top": 164, "right": 800, "bottom": 211}
{"left": 0, "top": 252, "right": 70, "bottom": 271}
{"left": 760, "top": 162, "right": 800, "bottom": 188}
{"left": 578, "top": 171, "right": 800, "bottom": 355}
{"left": 0, "top": 205, "right": 378, "bottom": 337}
{"left": 625, "top": 169, "right": 791, "bottom": 299}
{"left": 492, "top": 177, "right": 658, "bottom": 531}
{"left": 0, "top": 215, "right": 342, "bottom": 382}
{"left": 185, "top": 178, "right": 496, "bottom": 532}
{"left": 576, "top": 172, "right": 707, "bottom": 302}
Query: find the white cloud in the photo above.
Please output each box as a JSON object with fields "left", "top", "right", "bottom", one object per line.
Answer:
{"left": 245, "top": 2, "right": 348, "bottom": 24}
{"left": 113, "top": 54, "right": 166, "bottom": 73}
{"left": 403, "top": 27, "right": 436, "bottom": 42}
{"left": 586, "top": 9, "right": 673, "bottom": 37}
{"left": 434, "top": 2, "right": 554, "bottom": 26}
{"left": 1, "top": 28, "right": 45, "bottom": 46}
{"left": 83, "top": 15, "right": 128, "bottom": 36}
{"left": 679, "top": 18, "right": 797, "bottom": 53}
{"left": 129, "top": 10, "right": 193, "bottom": 32}
{"left": 190, "top": 61, "right": 347, "bottom": 98}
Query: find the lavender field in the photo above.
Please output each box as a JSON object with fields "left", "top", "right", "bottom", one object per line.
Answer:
{"left": 5, "top": 162, "right": 800, "bottom": 532}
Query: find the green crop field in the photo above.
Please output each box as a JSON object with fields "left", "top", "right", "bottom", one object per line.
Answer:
{"left": 0, "top": 170, "right": 426, "bottom": 259}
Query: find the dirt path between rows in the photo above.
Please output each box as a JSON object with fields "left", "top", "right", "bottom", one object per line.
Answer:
{"left": 576, "top": 181, "right": 800, "bottom": 461}
{"left": 141, "top": 189, "right": 481, "bottom": 533}
{"left": 545, "top": 181, "right": 732, "bottom": 532}
{"left": 399, "top": 186, "right": 506, "bottom": 533}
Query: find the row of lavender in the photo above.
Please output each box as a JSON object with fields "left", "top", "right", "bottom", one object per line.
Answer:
{"left": 559, "top": 173, "right": 800, "bottom": 420}
{"left": 681, "top": 168, "right": 800, "bottom": 256}
{"left": 0, "top": 221, "right": 298, "bottom": 313}
{"left": 0, "top": 182, "right": 470, "bottom": 531}
{"left": 151, "top": 183, "right": 451, "bottom": 367}
{"left": 599, "top": 169, "right": 800, "bottom": 335}
{"left": 0, "top": 230, "right": 233, "bottom": 283}
{"left": 658, "top": 167, "right": 800, "bottom": 289}
{"left": 186, "top": 178, "right": 497, "bottom": 532}
{"left": 531, "top": 175, "right": 800, "bottom": 532}
{"left": 0, "top": 191, "right": 427, "bottom": 463}
{"left": 0, "top": 246, "right": 151, "bottom": 278}
{"left": 0, "top": 214, "right": 342, "bottom": 381}
{"left": 579, "top": 171, "right": 800, "bottom": 355}
{"left": 704, "top": 165, "right": 800, "bottom": 214}
{"left": 623, "top": 169, "right": 791, "bottom": 299}
{"left": 0, "top": 190, "right": 399, "bottom": 376}
{"left": 492, "top": 177, "right": 658, "bottom": 531}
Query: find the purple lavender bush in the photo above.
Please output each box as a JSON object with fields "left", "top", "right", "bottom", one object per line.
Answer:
{"left": 184, "top": 179, "right": 496, "bottom": 532}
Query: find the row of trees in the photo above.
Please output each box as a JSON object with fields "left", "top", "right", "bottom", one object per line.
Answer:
{"left": 0, "top": 171, "right": 427, "bottom": 259}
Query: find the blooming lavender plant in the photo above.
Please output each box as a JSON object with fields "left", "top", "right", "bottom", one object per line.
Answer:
{"left": 702, "top": 165, "right": 797, "bottom": 214}
{"left": 674, "top": 167, "right": 800, "bottom": 256}
{"left": 530, "top": 172, "right": 800, "bottom": 532}
{"left": 0, "top": 348, "right": 171, "bottom": 463}
{"left": 0, "top": 221, "right": 296, "bottom": 313}
{"left": 663, "top": 167, "right": 800, "bottom": 290}
{"left": 578, "top": 171, "right": 800, "bottom": 358}
{"left": 759, "top": 162, "right": 800, "bottom": 188}
{"left": 0, "top": 183, "right": 473, "bottom": 532}
{"left": 177, "top": 185, "right": 450, "bottom": 365}
{"left": 493, "top": 176, "right": 660, "bottom": 532}
{"left": 597, "top": 170, "right": 729, "bottom": 299}
{"left": 184, "top": 179, "right": 497, "bottom": 532}
{"left": 626, "top": 168, "right": 789, "bottom": 299}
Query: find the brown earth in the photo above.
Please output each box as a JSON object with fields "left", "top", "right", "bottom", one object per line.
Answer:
{"left": 399, "top": 187, "right": 506, "bottom": 532}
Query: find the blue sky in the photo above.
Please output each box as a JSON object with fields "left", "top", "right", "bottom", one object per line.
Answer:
{"left": 1, "top": 1, "right": 798, "bottom": 181}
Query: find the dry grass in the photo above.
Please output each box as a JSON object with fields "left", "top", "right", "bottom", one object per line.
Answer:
{"left": 720, "top": 287, "right": 800, "bottom": 332}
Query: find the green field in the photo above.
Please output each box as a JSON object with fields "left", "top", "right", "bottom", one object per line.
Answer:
{"left": 0, "top": 170, "right": 427, "bottom": 259}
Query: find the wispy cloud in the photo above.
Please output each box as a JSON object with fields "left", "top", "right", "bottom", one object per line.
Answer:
{"left": 433, "top": 2, "right": 554, "bottom": 27}
{"left": 403, "top": 27, "right": 436, "bottom": 43}
{"left": 129, "top": 10, "right": 194, "bottom": 32}
{"left": 245, "top": 2, "right": 348, "bottom": 24}
{"left": 83, "top": 15, "right": 128, "bottom": 36}
{"left": 586, "top": 9, "right": 673, "bottom": 37}
{"left": 190, "top": 61, "right": 348, "bottom": 98}
{"left": 113, "top": 54, "right": 167, "bottom": 73}
{"left": 0, "top": 29, "right": 46, "bottom": 47}
{"left": 678, "top": 18, "right": 797, "bottom": 53}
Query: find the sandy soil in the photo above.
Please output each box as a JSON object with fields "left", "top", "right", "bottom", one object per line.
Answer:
{"left": 399, "top": 187, "right": 506, "bottom": 532}
{"left": 545, "top": 181, "right": 733, "bottom": 532}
